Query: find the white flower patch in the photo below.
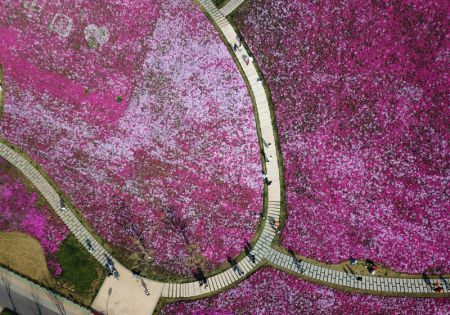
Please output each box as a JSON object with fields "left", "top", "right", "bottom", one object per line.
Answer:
{"left": 49, "top": 13, "right": 73, "bottom": 38}
{"left": 84, "top": 24, "right": 110, "bottom": 48}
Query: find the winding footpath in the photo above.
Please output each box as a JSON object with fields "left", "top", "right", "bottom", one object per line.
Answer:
{"left": 0, "top": 0, "right": 448, "bottom": 313}
{"left": 219, "top": 0, "right": 247, "bottom": 17}
{"left": 0, "top": 142, "right": 110, "bottom": 267}
{"left": 0, "top": 141, "right": 164, "bottom": 314}
{"left": 195, "top": 0, "right": 450, "bottom": 297}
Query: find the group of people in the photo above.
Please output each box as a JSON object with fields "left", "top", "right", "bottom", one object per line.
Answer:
{"left": 350, "top": 258, "right": 446, "bottom": 293}
{"left": 350, "top": 257, "right": 379, "bottom": 275}
{"left": 105, "top": 255, "right": 119, "bottom": 279}
{"left": 198, "top": 277, "right": 209, "bottom": 288}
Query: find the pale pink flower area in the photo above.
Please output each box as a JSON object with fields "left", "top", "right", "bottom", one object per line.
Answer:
{"left": 234, "top": 0, "right": 449, "bottom": 273}
{"left": 162, "top": 268, "right": 450, "bottom": 315}
{"left": 0, "top": 157, "right": 69, "bottom": 277}
{"left": 0, "top": 0, "right": 261, "bottom": 275}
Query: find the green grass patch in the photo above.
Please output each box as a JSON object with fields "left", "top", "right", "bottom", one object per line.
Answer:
{"left": 212, "top": 0, "right": 229, "bottom": 8}
{"left": 57, "top": 234, "right": 105, "bottom": 303}
{"left": 0, "top": 309, "right": 17, "bottom": 315}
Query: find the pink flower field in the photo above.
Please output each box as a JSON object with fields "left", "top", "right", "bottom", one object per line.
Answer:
{"left": 0, "top": 0, "right": 261, "bottom": 275}
{"left": 162, "top": 268, "right": 450, "bottom": 314}
{"left": 0, "top": 157, "right": 69, "bottom": 276}
{"left": 234, "top": 0, "right": 449, "bottom": 273}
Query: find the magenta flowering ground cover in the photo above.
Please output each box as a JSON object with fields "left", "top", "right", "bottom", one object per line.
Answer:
{"left": 0, "top": 0, "right": 261, "bottom": 275}
{"left": 162, "top": 268, "right": 450, "bottom": 314}
{"left": 0, "top": 157, "right": 69, "bottom": 276}
{"left": 234, "top": 0, "right": 449, "bottom": 273}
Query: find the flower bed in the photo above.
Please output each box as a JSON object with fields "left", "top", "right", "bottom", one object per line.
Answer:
{"left": 233, "top": 0, "right": 449, "bottom": 273}
{"left": 0, "top": 0, "right": 261, "bottom": 275}
{"left": 162, "top": 268, "right": 450, "bottom": 314}
{"left": 0, "top": 157, "right": 69, "bottom": 276}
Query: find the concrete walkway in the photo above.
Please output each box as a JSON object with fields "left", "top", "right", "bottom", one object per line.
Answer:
{"left": 0, "top": 142, "right": 110, "bottom": 267}
{"left": 194, "top": 0, "right": 450, "bottom": 298}
{"left": 0, "top": 141, "right": 166, "bottom": 313}
{"left": 0, "top": 266, "right": 90, "bottom": 315}
{"left": 219, "top": 0, "right": 246, "bottom": 16}
{"left": 267, "top": 248, "right": 450, "bottom": 295}
{"left": 0, "top": 0, "right": 448, "bottom": 312}
{"left": 92, "top": 262, "right": 163, "bottom": 315}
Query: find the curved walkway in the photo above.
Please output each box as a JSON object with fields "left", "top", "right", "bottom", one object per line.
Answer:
{"left": 0, "top": 141, "right": 164, "bottom": 314}
{"left": 267, "top": 249, "right": 450, "bottom": 295}
{"left": 159, "top": 0, "right": 281, "bottom": 299}
{"left": 0, "top": 1, "right": 448, "bottom": 313}
{"left": 219, "top": 0, "right": 246, "bottom": 16}
{"left": 194, "top": 0, "right": 449, "bottom": 298}
{"left": 0, "top": 142, "right": 110, "bottom": 267}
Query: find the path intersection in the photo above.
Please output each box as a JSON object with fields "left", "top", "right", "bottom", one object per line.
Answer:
{"left": 0, "top": 0, "right": 448, "bottom": 314}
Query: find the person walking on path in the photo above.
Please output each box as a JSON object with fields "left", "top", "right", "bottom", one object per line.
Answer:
{"left": 433, "top": 282, "right": 443, "bottom": 292}
{"left": 273, "top": 220, "right": 281, "bottom": 234}
{"left": 251, "top": 211, "right": 265, "bottom": 219}
{"left": 262, "top": 138, "right": 271, "bottom": 148}
{"left": 132, "top": 269, "right": 140, "bottom": 279}
{"left": 237, "top": 35, "right": 242, "bottom": 47}
{"left": 236, "top": 265, "right": 244, "bottom": 276}
{"left": 60, "top": 197, "right": 67, "bottom": 211}
{"left": 86, "top": 239, "right": 94, "bottom": 253}
{"left": 248, "top": 252, "right": 256, "bottom": 264}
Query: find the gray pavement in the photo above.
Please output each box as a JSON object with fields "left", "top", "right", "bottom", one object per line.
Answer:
{"left": 0, "top": 266, "right": 90, "bottom": 315}
{"left": 219, "top": 0, "right": 246, "bottom": 16}
{"left": 0, "top": 0, "right": 448, "bottom": 310}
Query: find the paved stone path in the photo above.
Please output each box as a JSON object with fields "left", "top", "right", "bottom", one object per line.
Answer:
{"left": 192, "top": 0, "right": 450, "bottom": 298}
{"left": 219, "top": 0, "right": 246, "bottom": 16}
{"left": 92, "top": 262, "right": 163, "bottom": 315}
{"left": 0, "top": 141, "right": 166, "bottom": 312}
{"left": 0, "top": 0, "right": 448, "bottom": 311}
{"left": 159, "top": 0, "right": 282, "bottom": 299}
{"left": 267, "top": 248, "right": 450, "bottom": 295}
{"left": 0, "top": 142, "right": 111, "bottom": 268}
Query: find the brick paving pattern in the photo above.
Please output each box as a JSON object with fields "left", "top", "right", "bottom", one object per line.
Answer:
{"left": 0, "top": 142, "right": 111, "bottom": 267}
{"left": 219, "top": 0, "right": 247, "bottom": 16}
{"left": 0, "top": 0, "right": 448, "bottom": 304}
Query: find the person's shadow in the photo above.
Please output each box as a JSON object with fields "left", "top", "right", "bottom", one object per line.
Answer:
{"left": 244, "top": 241, "right": 252, "bottom": 255}
{"left": 439, "top": 274, "right": 450, "bottom": 290}
{"left": 422, "top": 272, "right": 432, "bottom": 289}
{"left": 228, "top": 256, "right": 243, "bottom": 276}
{"left": 227, "top": 256, "right": 237, "bottom": 267}
{"left": 141, "top": 279, "right": 150, "bottom": 295}
{"left": 106, "top": 287, "right": 112, "bottom": 315}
